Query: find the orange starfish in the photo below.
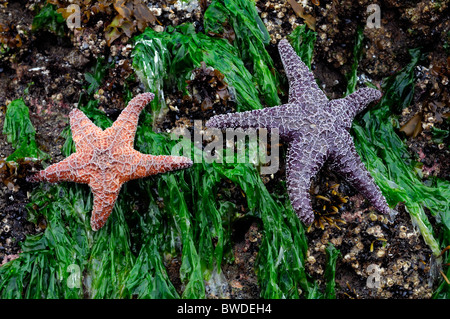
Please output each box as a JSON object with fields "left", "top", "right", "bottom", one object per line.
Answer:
{"left": 29, "top": 93, "right": 193, "bottom": 231}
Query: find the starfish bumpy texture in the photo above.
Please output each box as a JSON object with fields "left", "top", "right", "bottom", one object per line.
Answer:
{"left": 30, "top": 93, "right": 193, "bottom": 231}
{"left": 206, "top": 39, "right": 390, "bottom": 225}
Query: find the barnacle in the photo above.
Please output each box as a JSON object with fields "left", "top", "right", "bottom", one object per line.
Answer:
{"left": 370, "top": 238, "right": 387, "bottom": 252}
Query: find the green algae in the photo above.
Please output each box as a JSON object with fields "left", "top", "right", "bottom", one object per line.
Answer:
{"left": 2, "top": 98, "right": 49, "bottom": 161}
{"left": 287, "top": 24, "right": 317, "bottom": 70}
{"left": 31, "top": 3, "right": 66, "bottom": 37}
{"left": 204, "top": 0, "right": 281, "bottom": 106}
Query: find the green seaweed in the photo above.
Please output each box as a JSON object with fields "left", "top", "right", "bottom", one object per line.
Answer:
{"left": 431, "top": 127, "right": 449, "bottom": 145}
{"left": 324, "top": 244, "right": 340, "bottom": 299}
{"left": 204, "top": 0, "right": 281, "bottom": 106}
{"left": 84, "top": 58, "right": 113, "bottom": 96}
{"left": 31, "top": 3, "right": 66, "bottom": 37}
{"left": 213, "top": 163, "right": 321, "bottom": 298}
{"left": 0, "top": 182, "right": 91, "bottom": 298}
{"left": 133, "top": 0, "right": 284, "bottom": 124}
{"left": 287, "top": 24, "right": 317, "bottom": 70}
{"left": 344, "top": 27, "right": 364, "bottom": 97}
{"left": 2, "top": 98, "right": 49, "bottom": 161}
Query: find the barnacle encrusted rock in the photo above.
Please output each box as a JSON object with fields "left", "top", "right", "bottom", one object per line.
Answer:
{"left": 29, "top": 93, "right": 193, "bottom": 231}
{"left": 206, "top": 39, "right": 390, "bottom": 224}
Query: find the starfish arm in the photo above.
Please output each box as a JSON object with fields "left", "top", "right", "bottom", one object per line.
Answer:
{"left": 88, "top": 165, "right": 126, "bottom": 230}
{"left": 70, "top": 108, "right": 102, "bottom": 150}
{"left": 119, "top": 150, "right": 193, "bottom": 183}
{"left": 109, "top": 92, "right": 155, "bottom": 146}
{"left": 206, "top": 104, "right": 294, "bottom": 134}
{"left": 328, "top": 134, "right": 390, "bottom": 215}
{"left": 278, "top": 39, "right": 328, "bottom": 106}
{"left": 90, "top": 187, "right": 120, "bottom": 231}
{"left": 286, "top": 136, "right": 328, "bottom": 225}
{"left": 206, "top": 109, "right": 269, "bottom": 130}
{"left": 28, "top": 152, "right": 92, "bottom": 184}
{"left": 331, "top": 87, "right": 382, "bottom": 128}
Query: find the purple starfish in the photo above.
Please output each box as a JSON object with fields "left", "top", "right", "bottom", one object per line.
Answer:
{"left": 206, "top": 39, "right": 390, "bottom": 225}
